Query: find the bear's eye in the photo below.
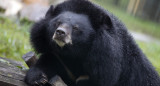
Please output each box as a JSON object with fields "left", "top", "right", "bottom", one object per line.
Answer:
{"left": 56, "top": 20, "right": 61, "bottom": 26}
{"left": 73, "top": 25, "right": 79, "bottom": 31}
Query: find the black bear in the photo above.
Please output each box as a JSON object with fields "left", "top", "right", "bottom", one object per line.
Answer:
{"left": 25, "top": 0, "right": 160, "bottom": 86}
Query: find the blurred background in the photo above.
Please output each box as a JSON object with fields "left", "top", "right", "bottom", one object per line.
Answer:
{"left": 0, "top": 0, "right": 160, "bottom": 74}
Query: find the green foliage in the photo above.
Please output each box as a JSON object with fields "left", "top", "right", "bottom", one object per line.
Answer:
{"left": 99, "top": 0, "right": 129, "bottom": 9}
{"left": 93, "top": 0, "right": 160, "bottom": 38}
{"left": 137, "top": 41, "right": 160, "bottom": 74}
{"left": 0, "top": 17, "right": 32, "bottom": 61}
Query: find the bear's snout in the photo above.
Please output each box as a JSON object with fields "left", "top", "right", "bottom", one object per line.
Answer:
{"left": 53, "top": 24, "right": 72, "bottom": 47}
{"left": 56, "top": 29, "right": 66, "bottom": 37}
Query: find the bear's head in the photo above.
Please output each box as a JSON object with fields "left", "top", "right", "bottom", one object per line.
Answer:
{"left": 45, "top": 0, "right": 113, "bottom": 49}
{"left": 48, "top": 11, "right": 95, "bottom": 48}
{"left": 31, "top": 0, "right": 114, "bottom": 57}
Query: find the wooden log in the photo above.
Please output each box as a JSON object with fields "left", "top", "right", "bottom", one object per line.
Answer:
{"left": 22, "top": 51, "right": 37, "bottom": 67}
{"left": 22, "top": 51, "right": 67, "bottom": 86}
{"left": 0, "top": 57, "right": 27, "bottom": 86}
{"left": 49, "top": 75, "right": 67, "bottom": 86}
{"left": 0, "top": 51, "right": 67, "bottom": 86}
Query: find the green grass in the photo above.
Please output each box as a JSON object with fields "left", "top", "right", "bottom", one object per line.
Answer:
{"left": 137, "top": 41, "right": 160, "bottom": 74}
{"left": 93, "top": 0, "right": 160, "bottom": 38}
{"left": 0, "top": 17, "right": 32, "bottom": 62}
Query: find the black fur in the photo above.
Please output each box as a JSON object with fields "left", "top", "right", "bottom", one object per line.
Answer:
{"left": 25, "top": 0, "right": 160, "bottom": 86}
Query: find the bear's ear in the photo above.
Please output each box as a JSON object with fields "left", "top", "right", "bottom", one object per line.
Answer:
{"left": 45, "top": 5, "right": 54, "bottom": 18}
{"left": 101, "top": 12, "right": 113, "bottom": 28}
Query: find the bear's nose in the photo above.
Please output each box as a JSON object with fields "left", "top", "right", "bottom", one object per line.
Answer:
{"left": 56, "top": 29, "right": 66, "bottom": 36}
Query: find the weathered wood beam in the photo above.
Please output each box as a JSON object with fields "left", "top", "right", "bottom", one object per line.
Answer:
{"left": 22, "top": 52, "right": 67, "bottom": 86}
{"left": 22, "top": 51, "right": 37, "bottom": 67}
{"left": 0, "top": 51, "right": 67, "bottom": 86}
{"left": 0, "top": 57, "right": 27, "bottom": 86}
